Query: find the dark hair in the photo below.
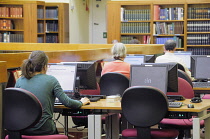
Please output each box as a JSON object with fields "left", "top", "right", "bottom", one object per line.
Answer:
{"left": 164, "top": 39, "right": 176, "bottom": 51}
{"left": 21, "top": 51, "right": 48, "bottom": 79}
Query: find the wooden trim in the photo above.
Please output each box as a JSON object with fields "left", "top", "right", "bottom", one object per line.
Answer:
{"left": 0, "top": 61, "right": 7, "bottom": 83}
{"left": 0, "top": 43, "right": 163, "bottom": 68}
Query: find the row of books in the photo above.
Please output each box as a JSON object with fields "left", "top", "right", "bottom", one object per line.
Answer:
{"left": 46, "top": 21, "right": 58, "bottom": 32}
{"left": 154, "top": 36, "right": 183, "bottom": 48}
{"left": 154, "top": 5, "right": 184, "bottom": 20}
{"left": 187, "top": 34, "right": 210, "bottom": 45}
{"left": 38, "top": 36, "right": 44, "bottom": 43}
{"left": 38, "top": 23, "right": 44, "bottom": 33}
{"left": 121, "top": 35, "right": 150, "bottom": 44}
{"left": 0, "top": 7, "right": 23, "bottom": 18}
{"left": 0, "top": 19, "right": 14, "bottom": 30}
{"left": 188, "top": 47, "right": 210, "bottom": 55}
{"left": 46, "top": 8, "right": 58, "bottom": 19}
{"left": 37, "top": 8, "right": 44, "bottom": 19}
{"left": 0, "top": 32, "right": 24, "bottom": 42}
{"left": 187, "top": 21, "right": 210, "bottom": 32}
{"left": 46, "top": 34, "right": 58, "bottom": 43}
{"left": 121, "top": 8, "right": 150, "bottom": 21}
{"left": 154, "top": 22, "right": 184, "bottom": 35}
{"left": 188, "top": 7, "right": 210, "bottom": 19}
{"left": 121, "top": 22, "right": 150, "bottom": 34}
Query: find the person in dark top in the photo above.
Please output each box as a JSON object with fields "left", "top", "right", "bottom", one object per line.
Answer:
{"left": 15, "top": 50, "right": 90, "bottom": 135}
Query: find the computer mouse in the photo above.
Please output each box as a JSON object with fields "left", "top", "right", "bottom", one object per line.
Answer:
{"left": 187, "top": 104, "right": 194, "bottom": 108}
{"left": 191, "top": 97, "right": 202, "bottom": 103}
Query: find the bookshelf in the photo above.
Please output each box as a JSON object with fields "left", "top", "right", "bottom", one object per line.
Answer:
{"left": 45, "top": 3, "right": 69, "bottom": 43}
{"left": 186, "top": 2, "right": 210, "bottom": 55}
{"left": 107, "top": 1, "right": 210, "bottom": 54}
{"left": 0, "top": 1, "right": 69, "bottom": 43}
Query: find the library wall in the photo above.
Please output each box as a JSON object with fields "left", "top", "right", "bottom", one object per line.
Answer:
{"left": 69, "top": 0, "right": 89, "bottom": 43}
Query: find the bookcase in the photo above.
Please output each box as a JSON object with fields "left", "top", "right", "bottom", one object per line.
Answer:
{"left": 0, "top": 1, "right": 69, "bottom": 43}
{"left": 45, "top": 3, "right": 69, "bottom": 43}
{"left": 107, "top": 1, "right": 210, "bottom": 54}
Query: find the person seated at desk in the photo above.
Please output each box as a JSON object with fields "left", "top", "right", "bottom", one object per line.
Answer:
{"left": 155, "top": 39, "right": 193, "bottom": 80}
{"left": 15, "top": 51, "right": 90, "bottom": 135}
{"left": 101, "top": 43, "right": 130, "bottom": 78}
{"left": 129, "top": 36, "right": 140, "bottom": 44}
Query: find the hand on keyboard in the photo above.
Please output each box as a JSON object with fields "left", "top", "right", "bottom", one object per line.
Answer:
{"left": 80, "top": 97, "right": 90, "bottom": 105}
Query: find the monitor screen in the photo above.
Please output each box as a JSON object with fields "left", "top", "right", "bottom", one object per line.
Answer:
{"left": 174, "top": 51, "right": 192, "bottom": 69}
{"left": 130, "top": 63, "right": 178, "bottom": 94}
{"left": 61, "top": 62, "right": 97, "bottom": 90}
{"left": 124, "top": 54, "right": 145, "bottom": 65}
{"left": 145, "top": 55, "right": 156, "bottom": 63}
{"left": 46, "top": 63, "right": 77, "bottom": 92}
{"left": 191, "top": 55, "right": 210, "bottom": 79}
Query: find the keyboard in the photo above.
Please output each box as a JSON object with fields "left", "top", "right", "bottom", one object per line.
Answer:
{"left": 192, "top": 82, "right": 210, "bottom": 88}
{"left": 168, "top": 102, "right": 183, "bottom": 108}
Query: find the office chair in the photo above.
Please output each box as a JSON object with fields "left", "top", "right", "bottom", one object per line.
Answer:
{"left": 3, "top": 88, "right": 68, "bottom": 139}
{"left": 177, "top": 69, "right": 193, "bottom": 88}
{"left": 177, "top": 63, "right": 185, "bottom": 72}
{"left": 99, "top": 72, "right": 129, "bottom": 96}
{"left": 121, "top": 86, "right": 179, "bottom": 139}
{"left": 160, "top": 77, "right": 204, "bottom": 139}
{"left": 99, "top": 72, "right": 130, "bottom": 132}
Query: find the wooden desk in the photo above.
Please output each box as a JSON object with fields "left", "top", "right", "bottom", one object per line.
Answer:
{"left": 55, "top": 99, "right": 210, "bottom": 139}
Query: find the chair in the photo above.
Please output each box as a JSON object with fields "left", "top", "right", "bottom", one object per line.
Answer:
{"left": 177, "top": 63, "right": 185, "bottom": 72}
{"left": 99, "top": 72, "right": 130, "bottom": 96}
{"left": 99, "top": 72, "right": 130, "bottom": 132}
{"left": 3, "top": 88, "right": 68, "bottom": 139}
{"left": 121, "top": 86, "right": 179, "bottom": 139}
{"left": 177, "top": 69, "right": 193, "bottom": 88}
{"left": 160, "top": 77, "right": 204, "bottom": 139}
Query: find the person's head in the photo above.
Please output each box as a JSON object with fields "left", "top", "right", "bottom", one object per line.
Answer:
{"left": 112, "top": 40, "right": 119, "bottom": 44}
{"left": 111, "top": 43, "right": 127, "bottom": 60}
{"left": 133, "top": 36, "right": 137, "bottom": 39}
{"left": 164, "top": 39, "right": 176, "bottom": 51}
{"left": 21, "top": 51, "right": 49, "bottom": 79}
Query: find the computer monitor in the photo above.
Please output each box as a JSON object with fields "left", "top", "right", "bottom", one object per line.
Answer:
{"left": 145, "top": 55, "right": 156, "bottom": 63}
{"left": 174, "top": 51, "right": 192, "bottom": 69}
{"left": 61, "top": 62, "right": 97, "bottom": 90}
{"left": 130, "top": 63, "right": 178, "bottom": 94}
{"left": 124, "top": 54, "right": 145, "bottom": 64}
{"left": 191, "top": 55, "right": 210, "bottom": 79}
{"left": 46, "top": 63, "right": 77, "bottom": 93}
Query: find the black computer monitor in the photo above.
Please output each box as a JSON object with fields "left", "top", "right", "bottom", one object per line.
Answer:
{"left": 61, "top": 62, "right": 97, "bottom": 90}
{"left": 124, "top": 54, "right": 145, "bottom": 64}
{"left": 191, "top": 55, "right": 210, "bottom": 79}
{"left": 46, "top": 63, "right": 77, "bottom": 93}
{"left": 130, "top": 63, "right": 178, "bottom": 94}
{"left": 174, "top": 51, "right": 192, "bottom": 69}
{"left": 145, "top": 54, "right": 156, "bottom": 63}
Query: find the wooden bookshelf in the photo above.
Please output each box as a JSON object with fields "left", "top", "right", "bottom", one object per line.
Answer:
{"left": 45, "top": 3, "right": 69, "bottom": 43}
{"left": 107, "top": 0, "right": 210, "bottom": 54}
{"left": 0, "top": 1, "right": 69, "bottom": 43}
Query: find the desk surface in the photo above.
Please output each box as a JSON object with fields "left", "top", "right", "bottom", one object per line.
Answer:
{"left": 55, "top": 99, "right": 210, "bottom": 113}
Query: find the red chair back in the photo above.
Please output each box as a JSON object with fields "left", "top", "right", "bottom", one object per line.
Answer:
{"left": 167, "top": 77, "right": 194, "bottom": 99}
